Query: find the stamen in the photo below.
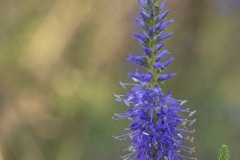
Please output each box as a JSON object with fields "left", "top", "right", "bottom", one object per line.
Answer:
{"left": 188, "top": 110, "right": 196, "bottom": 117}
{"left": 180, "top": 100, "right": 187, "bottom": 106}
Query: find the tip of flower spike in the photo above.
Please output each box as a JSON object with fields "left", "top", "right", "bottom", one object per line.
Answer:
{"left": 219, "top": 145, "right": 230, "bottom": 160}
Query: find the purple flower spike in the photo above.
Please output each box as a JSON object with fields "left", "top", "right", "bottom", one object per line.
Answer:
{"left": 114, "top": 0, "right": 196, "bottom": 160}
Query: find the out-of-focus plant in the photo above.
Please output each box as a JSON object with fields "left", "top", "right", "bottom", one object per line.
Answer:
{"left": 219, "top": 145, "right": 230, "bottom": 160}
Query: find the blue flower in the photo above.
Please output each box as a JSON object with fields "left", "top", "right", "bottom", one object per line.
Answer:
{"left": 114, "top": 0, "right": 196, "bottom": 159}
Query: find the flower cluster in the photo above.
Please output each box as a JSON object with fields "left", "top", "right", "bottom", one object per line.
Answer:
{"left": 114, "top": 0, "right": 196, "bottom": 159}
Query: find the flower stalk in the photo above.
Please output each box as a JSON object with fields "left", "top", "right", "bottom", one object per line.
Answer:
{"left": 114, "top": 0, "right": 196, "bottom": 159}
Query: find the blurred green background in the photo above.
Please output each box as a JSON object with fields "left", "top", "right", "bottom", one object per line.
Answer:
{"left": 0, "top": 0, "right": 240, "bottom": 159}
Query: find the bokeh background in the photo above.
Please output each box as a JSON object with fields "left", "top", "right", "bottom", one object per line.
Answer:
{"left": 0, "top": 0, "right": 240, "bottom": 159}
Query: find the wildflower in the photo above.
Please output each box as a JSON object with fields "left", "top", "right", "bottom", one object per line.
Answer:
{"left": 114, "top": 0, "right": 196, "bottom": 159}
